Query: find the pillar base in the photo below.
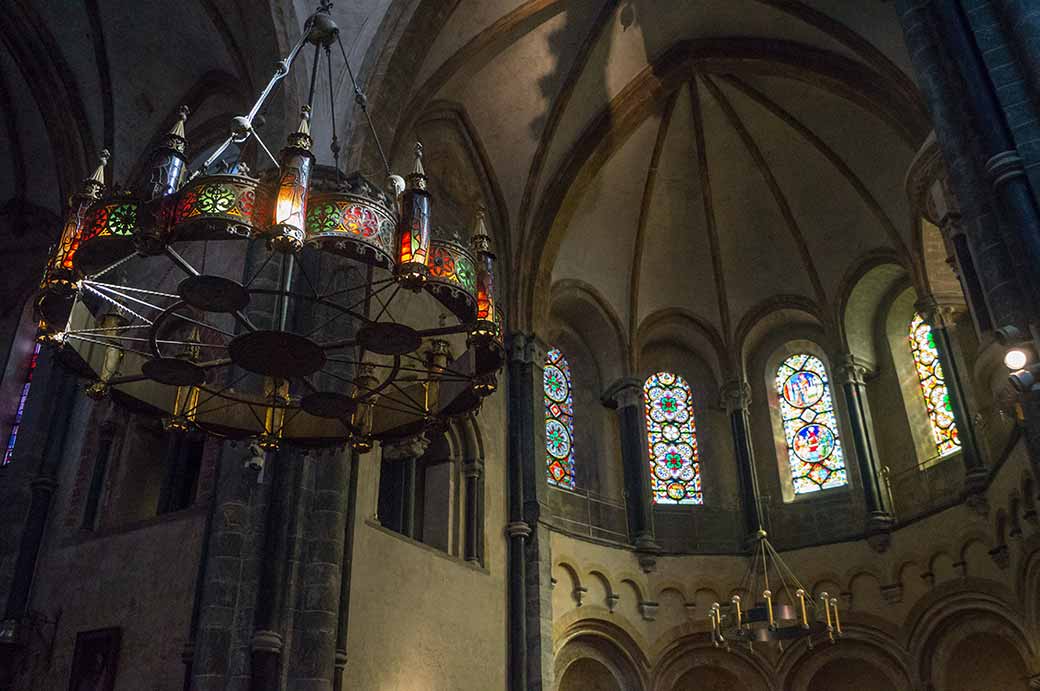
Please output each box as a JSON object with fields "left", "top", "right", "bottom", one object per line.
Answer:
{"left": 634, "top": 535, "right": 660, "bottom": 573}
{"left": 965, "top": 469, "right": 990, "bottom": 515}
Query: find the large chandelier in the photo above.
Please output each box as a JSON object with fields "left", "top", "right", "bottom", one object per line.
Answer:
{"left": 32, "top": 2, "right": 504, "bottom": 452}
{"left": 709, "top": 529, "right": 843, "bottom": 652}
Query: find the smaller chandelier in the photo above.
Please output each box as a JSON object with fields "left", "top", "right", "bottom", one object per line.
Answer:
{"left": 709, "top": 530, "right": 842, "bottom": 652}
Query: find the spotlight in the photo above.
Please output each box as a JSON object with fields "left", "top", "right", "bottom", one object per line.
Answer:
{"left": 1009, "top": 365, "right": 1040, "bottom": 394}
{"left": 1005, "top": 348, "right": 1029, "bottom": 371}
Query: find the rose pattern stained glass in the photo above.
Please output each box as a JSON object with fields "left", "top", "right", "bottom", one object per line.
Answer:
{"left": 909, "top": 313, "right": 960, "bottom": 458}
{"left": 545, "top": 348, "right": 576, "bottom": 489}
{"left": 776, "top": 354, "right": 847, "bottom": 494}
{"left": 644, "top": 372, "right": 702, "bottom": 505}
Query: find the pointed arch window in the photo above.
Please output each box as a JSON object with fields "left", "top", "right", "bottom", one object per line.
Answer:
{"left": 544, "top": 347, "right": 576, "bottom": 489}
{"left": 908, "top": 312, "right": 960, "bottom": 458}
{"left": 776, "top": 354, "right": 847, "bottom": 494}
{"left": 644, "top": 372, "right": 702, "bottom": 504}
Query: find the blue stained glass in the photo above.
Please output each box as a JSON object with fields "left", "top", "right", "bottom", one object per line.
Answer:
{"left": 4, "top": 343, "right": 41, "bottom": 466}
{"left": 545, "top": 348, "right": 576, "bottom": 489}
{"left": 775, "top": 354, "right": 847, "bottom": 494}
{"left": 644, "top": 372, "right": 703, "bottom": 504}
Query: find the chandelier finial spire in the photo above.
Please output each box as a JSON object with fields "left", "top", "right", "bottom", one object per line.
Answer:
{"left": 407, "top": 141, "right": 426, "bottom": 191}
{"left": 471, "top": 204, "right": 491, "bottom": 254}
{"left": 287, "top": 104, "right": 313, "bottom": 151}
{"left": 84, "top": 149, "right": 110, "bottom": 198}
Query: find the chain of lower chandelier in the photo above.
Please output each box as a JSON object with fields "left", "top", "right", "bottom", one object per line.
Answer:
{"left": 709, "top": 530, "right": 843, "bottom": 653}
{"left": 31, "top": 2, "right": 504, "bottom": 452}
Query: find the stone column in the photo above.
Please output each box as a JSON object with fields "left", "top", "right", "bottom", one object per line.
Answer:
{"left": 381, "top": 434, "right": 429, "bottom": 539}
{"left": 917, "top": 299, "right": 988, "bottom": 494}
{"left": 286, "top": 449, "right": 350, "bottom": 689}
{"left": 507, "top": 332, "right": 552, "bottom": 691}
{"left": 720, "top": 380, "right": 763, "bottom": 544}
{"left": 896, "top": 0, "right": 1032, "bottom": 334}
{"left": 1, "top": 355, "right": 78, "bottom": 643}
{"left": 462, "top": 438, "right": 485, "bottom": 565}
{"left": 835, "top": 356, "right": 895, "bottom": 549}
{"left": 249, "top": 449, "right": 297, "bottom": 690}
{"left": 332, "top": 451, "right": 359, "bottom": 691}
{"left": 602, "top": 377, "right": 659, "bottom": 562}
{"left": 191, "top": 443, "right": 271, "bottom": 691}
{"left": 993, "top": 0, "right": 1040, "bottom": 107}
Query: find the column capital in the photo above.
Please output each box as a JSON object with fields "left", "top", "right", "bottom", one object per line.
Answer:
{"left": 915, "top": 296, "right": 967, "bottom": 329}
{"left": 507, "top": 331, "right": 547, "bottom": 366}
{"left": 380, "top": 433, "right": 429, "bottom": 462}
{"left": 719, "top": 379, "right": 751, "bottom": 413}
{"left": 601, "top": 377, "right": 645, "bottom": 410}
{"left": 835, "top": 354, "right": 872, "bottom": 386}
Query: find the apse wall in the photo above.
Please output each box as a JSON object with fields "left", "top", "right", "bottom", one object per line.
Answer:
{"left": 549, "top": 439, "right": 1039, "bottom": 690}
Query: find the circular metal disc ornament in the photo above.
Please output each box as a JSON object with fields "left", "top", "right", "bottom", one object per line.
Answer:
{"left": 178, "top": 275, "right": 250, "bottom": 313}
{"left": 228, "top": 330, "right": 326, "bottom": 378}
{"left": 357, "top": 322, "right": 422, "bottom": 355}
{"left": 301, "top": 391, "right": 357, "bottom": 419}
{"left": 142, "top": 357, "right": 206, "bottom": 386}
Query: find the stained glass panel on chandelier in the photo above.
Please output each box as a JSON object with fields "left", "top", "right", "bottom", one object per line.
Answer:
{"left": 776, "top": 354, "right": 847, "bottom": 494}
{"left": 644, "top": 372, "right": 702, "bottom": 505}
{"left": 908, "top": 313, "right": 960, "bottom": 458}
{"left": 544, "top": 348, "right": 576, "bottom": 489}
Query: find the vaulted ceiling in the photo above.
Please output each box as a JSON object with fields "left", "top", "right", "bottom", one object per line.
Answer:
{"left": 398, "top": 0, "right": 931, "bottom": 367}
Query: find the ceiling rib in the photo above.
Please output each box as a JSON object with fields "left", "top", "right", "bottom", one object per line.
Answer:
{"left": 518, "top": 0, "right": 620, "bottom": 235}
{"left": 690, "top": 75, "right": 733, "bottom": 352}
{"left": 84, "top": 0, "right": 115, "bottom": 164}
{"left": 720, "top": 74, "right": 909, "bottom": 260}
{"left": 628, "top": 88, "right": 680, "bottom": 373}
{"left": 701, "top": 75, "right": 829, "bottom": 311}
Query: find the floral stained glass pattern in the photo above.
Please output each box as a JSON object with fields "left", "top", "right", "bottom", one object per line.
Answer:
{"left": 644, "top": 372, "right": 702, "bottom": 505}
{"left": 776, "top": 354, "right": 847, "bottom": 494}
{"left": 545, "top": 348, "right": 576, "bottom": 489}
{"left": 909, "top": 313, "right": 960, "bottom": 458}
{"left": 3, "top": 343, "right": 40, "bottom": 466}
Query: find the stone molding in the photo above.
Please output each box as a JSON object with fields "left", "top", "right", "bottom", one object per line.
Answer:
{"left": 720, "top": 379, "right": 752, "bottom": 413}
{"left": 505, "top": 520, "right": 531, "bottom": 539}
{"left": 915, "top": 296, "right": 966, "bottom": 330}
{"left": 380, "top": 433, "right": 429, "bottom": 462}
{"left": 601, "top": 377, "right": 645, "bottom": 410}
{"left": 835, "top": 353, "right": 872, "bottom": 386}
{"left": 507, "top": 331, "right": 547, "bottom": 367}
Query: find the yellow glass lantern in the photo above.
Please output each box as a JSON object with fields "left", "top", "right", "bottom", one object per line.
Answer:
{"left": 35, "top": 150, "right": 109, "bottom": 330}
{"left": 269, "top": 105, "right": 314, "bottom": 253}
{"left": 470, "top": 206, "right": 497, "bottom": 341}
{"left": 396, "top": 142, "right": 431, "bottom": 286}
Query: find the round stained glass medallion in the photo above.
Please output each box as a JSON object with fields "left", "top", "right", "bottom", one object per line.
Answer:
{"left": 546, "top": 419, "right": 571, "bottom": 459}
{"left": 544, "top": 365, "right": 568, "bottom": 403}
{"left": 792, "top": 423, "right": 836, "bottom": 463}
{"left": 782, "top": 370, "right": 825, "bottom": 409}
{"left": 666, "top": 482, "right": 686, "bottom": 501}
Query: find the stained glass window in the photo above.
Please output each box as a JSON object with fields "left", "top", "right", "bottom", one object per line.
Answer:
{"left": 3, "top": 343, "right": 41, "bottom": 466}
{"left": 644, "top": 372, "right": 702, "bottom": 504}
{"left": 544, "top": 348, "right": 576, "bottom": 489}
{"left": 909, "top": 313, "right": 960, "bottom": 458}
{"left": 776, "top": 354, "right": 847, "bottom": 494}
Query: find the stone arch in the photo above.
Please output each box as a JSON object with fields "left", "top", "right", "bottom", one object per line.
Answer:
{"left": 905, "top": 582, "right": 1034, "bottom": 686}
{"left": 652, "top": 635, "right": 772, "bottom": 691}
{"left": 837, "top": 253, "right": 908, "bottom": 372}
{"left": 637, "top": 308, "right": 727, "bottom": 385}
{"left": 779, "top": 624, "right": 913, "bottom": 691}
{"left": 554, "top": 617, "right": 649, "bottom": 691}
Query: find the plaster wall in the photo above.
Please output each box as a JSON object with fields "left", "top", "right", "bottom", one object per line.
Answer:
{"left": 343, "top": 388, "right": 509, "bottom": 691}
